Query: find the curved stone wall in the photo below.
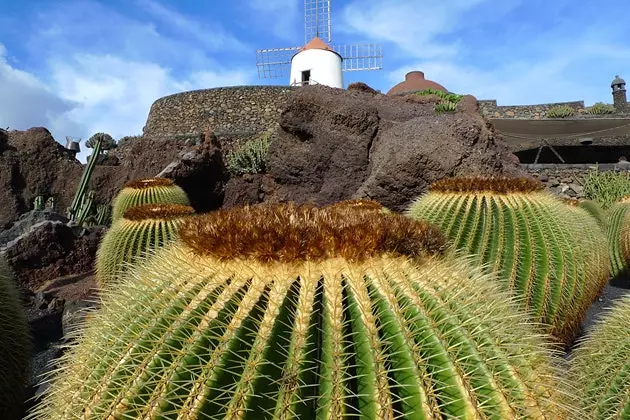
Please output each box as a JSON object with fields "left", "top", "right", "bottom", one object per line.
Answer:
{"left": 143, "top": 85, "right": 296, "bottom": 138}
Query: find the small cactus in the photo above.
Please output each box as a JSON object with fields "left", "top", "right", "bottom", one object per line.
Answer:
{"left": 31, "top": 204, "right": 579, "bottom": 419}
{"left": 406, "top": 176, "right": 610, "bottom": 344}
{"left": 434, "top": 100, "right": 458, "bottom": 113}
{"left": 585, "top": 102, "right": 616, "bottom": 115}
{"left": 33, "top": 195, "right": 44, "bottom": 210}
{"left": 568, "top": 294, "right": 630, "bottom": 418}
{"left": 95, "top": 203, "right": 195, "bottom": 289}
{"left": 111, "top": 177, "right": 190, "bottom": 223}
{"left": 546, "top": 105, "right": 575, "bottom": 118}
{"left": 0, "top": 255, "right": 32, "bottom": 420}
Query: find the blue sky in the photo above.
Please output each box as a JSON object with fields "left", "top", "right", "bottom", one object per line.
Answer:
{"left": 1, "top": 0, "right": 629, "bottom": 160}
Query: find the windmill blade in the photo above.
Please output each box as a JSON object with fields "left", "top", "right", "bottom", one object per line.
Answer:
{"left": 304, "top": 0, "right": 331, "bottom": 43}
{"left": 333, "top": 43, "right": 383, "bottom": 71}
{"left": 255, "top": 47, "right": 301, "bottom": 78}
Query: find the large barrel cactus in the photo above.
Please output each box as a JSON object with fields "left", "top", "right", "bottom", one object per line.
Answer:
{"left": 406, "top": 176, "right": 609, "bottom": 344}
{"left": 0, "top": 255, "right": 32, "bottom": 420}
{"left": 95, "top": 203, "right": 195, "bottom": 289}
{"left": 578, "top": 199, "right": 607, "bottom": 229}
{"left": 605, "top": 200, "right": 630, "bottom": 278}
{"left": 31, "top": 204, "right": 578, "bottom": 419}
{"left": 111, "top": 177, "right": 190, "bottom": 223}
{"left": 568, "top": 293, "right": 630, "bottom": 418}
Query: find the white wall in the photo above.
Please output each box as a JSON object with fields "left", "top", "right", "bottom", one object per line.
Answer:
{"left": 290, "top": 49, "right": 343, "bottom": 89}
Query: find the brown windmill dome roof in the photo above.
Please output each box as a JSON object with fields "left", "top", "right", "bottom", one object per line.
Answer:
{"left": 387, "top": 71, "right": 448, "bottom": 95}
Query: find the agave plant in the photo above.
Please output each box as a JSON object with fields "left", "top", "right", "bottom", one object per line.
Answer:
{"left": 30, "top": 204, "right": 579, "bottom": 419}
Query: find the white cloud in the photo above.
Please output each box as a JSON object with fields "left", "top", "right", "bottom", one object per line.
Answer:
{"left": 341, "top": 0, "right": 630, "bottom": 105}
{"left": 1, "top": 1, "right": 256, "bottom": 162}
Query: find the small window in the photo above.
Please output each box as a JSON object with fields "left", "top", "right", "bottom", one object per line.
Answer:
{"left": 301, "top": 70, "right": 311, "bottom": 85}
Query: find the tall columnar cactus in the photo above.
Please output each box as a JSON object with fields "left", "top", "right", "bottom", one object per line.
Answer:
{"left": 30, "top": 204, "right": 580, "bottom": 419}
{"left": 111, "top": 177, "right": 190, "bottom": 223}
{"left": 406, "top": 176, "right": 610, "bottom": 344}
{"left": 95, "top": 203, "right": 195, "bottom": 289}
{"left": 67, "top": 132, "right": 112, "bottom": 221}
{"left": 0, "top": 255, "right": 32, "bottom": 420}
{"left": 568, "top": 293, "right": 630, "bottom": 418}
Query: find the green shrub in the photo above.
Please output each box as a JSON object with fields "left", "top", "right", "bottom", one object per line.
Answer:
{"left": 546, "top": 105, "right": 575, "bottom": 118}
{"left": 435, "top": 101, "right": 458, "bottom": 113}
{"left": 416, "top": 88, "right": 463, "bottom": 104}
{"left": 586, "top": 102, "right": 616, "bottom": 115}
{"left": 226, "top": 131, "right": 271, "bottom": 176}
{"left": 583, "top": 167, "right": 630, "bottom": 210}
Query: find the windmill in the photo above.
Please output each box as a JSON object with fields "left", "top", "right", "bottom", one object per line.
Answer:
{"left": 255, "top": 0, "right": 383, "bottom": 88}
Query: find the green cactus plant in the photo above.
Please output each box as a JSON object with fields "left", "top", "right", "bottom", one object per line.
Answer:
{"left": 585, "top": 102, "right": 616, "bottom": 115}
{"left": 95, "top": 203, "right": 195, "bottom": 289}
{"left": 45, "top": 196, "right": 55, "bottom": 210}
{"left": 67, "top": 132, "right": 112, "bottom": 222}
{"left": 578, "top": 199, "right": 607, "bottom": 229}
{"left": 29, "top": 204, "right": 580, "bottom": 419}
{"left": 434, "top": 100, "right": 458, "bottom": 113}
{"left": 406, "top": 176, "right": 610, "bottom": 344}
{"left": 95, "top": 203, "right": 111, "bottom": 226}
{"left": 568, "top": 293, "right": 630, "bottom": 418}
{"left": 33, "top": 195, "right": 44, "bottom": 210}
{"left": 605, "top": 200, "right": 630, "bottom": 278}
{"left": 546, "top": 105, "right": 575, "bottom": 118}
{"left": 111, "top": 177, "right": 191, "bottom": 223}
{"left": 0, "top": 255, "right": 32, "bottom": 420}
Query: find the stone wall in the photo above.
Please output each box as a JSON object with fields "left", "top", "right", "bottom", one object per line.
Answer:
{"left": 479, "top": 99, "right": 630, "bottom": 119}
{"left": 523, "top": 163, "right": 628, "bottom": 199}
{"left": 143, "top": 86, "right": 296, "bottom": 138}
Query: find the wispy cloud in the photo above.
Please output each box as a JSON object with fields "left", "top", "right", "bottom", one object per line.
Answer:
{"left": 0, "top": 0, "right": 255, "bottom": 161}
{"left": 245, "top": 0, "right": 301, "bottom": 45}
{"left": 340, "top": 0, "right": 630, "bottom": 105}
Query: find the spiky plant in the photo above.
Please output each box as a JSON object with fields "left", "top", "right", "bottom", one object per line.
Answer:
{"left": 406, "top": 176, "right": 610, "bottom": 344}
{"left": 578, "top": 199, "right": 607, "bottom": 229}
{"left": 111, "top": 177, "right": 190, "bottom": 223}
{"left": 0, "top": 255, "right": 32, "bottom": 420}
{"left": 324, "top": 198, "right": 391, "bottom": 213}
{"left": 605, "top": 199, "right": 630, "bottom": 278}
{"left": 95, "top": 203, "right": 195, "bottom": 289}
{"left": 568, "top": 293, "right": 630, "bottom": 418}
{"left": 30, "top": 204, "right": 580, "bottom": 419}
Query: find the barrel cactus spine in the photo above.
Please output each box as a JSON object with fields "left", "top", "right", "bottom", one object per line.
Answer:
{"left": 111, "top": 177, "right": 190, "bottom": 223}
{"left": 95, "top": 203, "right": 195, "bottom": 289}
{"left": 568, "top": 293, "right": 630, "bottom": 418}
{"left": 606, "top": 199, "right": 630, "bottom": 278}
{"left": 406, "top": 176, "right": 609, "bottom": 344}
{"left": 0, "top": 255, "right": 32, "bottom": 420}
{"left": 31, "top": 204, "right": 580, "bottom": 419}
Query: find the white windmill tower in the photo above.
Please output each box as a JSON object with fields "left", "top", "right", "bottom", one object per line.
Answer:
{"left": 255, "top": 0, "right": 383, "bottom": 89}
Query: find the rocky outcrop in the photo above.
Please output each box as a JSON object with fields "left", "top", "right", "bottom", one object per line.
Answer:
{"left": 2, "top": 221, "right": 105, "bottom": 292}
{"left": 0, "top": 128, "right": 83, "bottom": 228}
{"left": 231, "top": 85, "right": 524, "bottom": 211}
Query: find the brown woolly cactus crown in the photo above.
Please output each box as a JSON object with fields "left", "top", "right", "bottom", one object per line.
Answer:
{"left": 429, "top": 176, "right": 544, "bottom": 194}
{"left": 562, "top": 197, "right": 581, "bottom": 207}
{"left": 178, "top": 203, "right": 447, "bottom": 263}
{"left": 122, "top": 203, "right": 195, "bottom": 221}
{"left": 324, "top": 198, "right": 387, "bottom": 211}
{"left": 123, "top": 177, "right": 176, "bottom": 189}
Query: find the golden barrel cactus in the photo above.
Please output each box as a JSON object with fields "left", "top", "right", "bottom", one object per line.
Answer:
{"left": 31, "top": 205, "right": 578, "bottom": 419}
{"left": 111, "top": 177, "right": 190, "bottom": 223}
{"left": 406, "top": 176, "right": 609, "bottom": 344}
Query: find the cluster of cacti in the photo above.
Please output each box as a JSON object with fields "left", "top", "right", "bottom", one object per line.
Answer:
{"left": 0, "top": 255, "right": 32, "bottom": 420}
{"left": 546, "top": 104, "right": 575, "bottom": 118}
{"left": 406, "top": 176, "right": 610, "bottom": 343}
{"left": 111, "top": 177, "right": 191, "bottom": 223}
{"left": 585, "top": 101, "right": 616, "bottom": 115}
{"left": 434, "top": 100, "right": 458, "bottom": 113}
{"left": 95, "top": 203, "right": 195, "bottom": 289}
{"left": 67, "top": 132, "right": 112, "bottom": 222}
{"left": 568, "top": 293, "right": 630, "bottom": 418}
{"left": 29, "top": 204, "right": 578, "bottom": 419}
{"left": 225, "top": 131, "right": 271, "bottom": 176}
